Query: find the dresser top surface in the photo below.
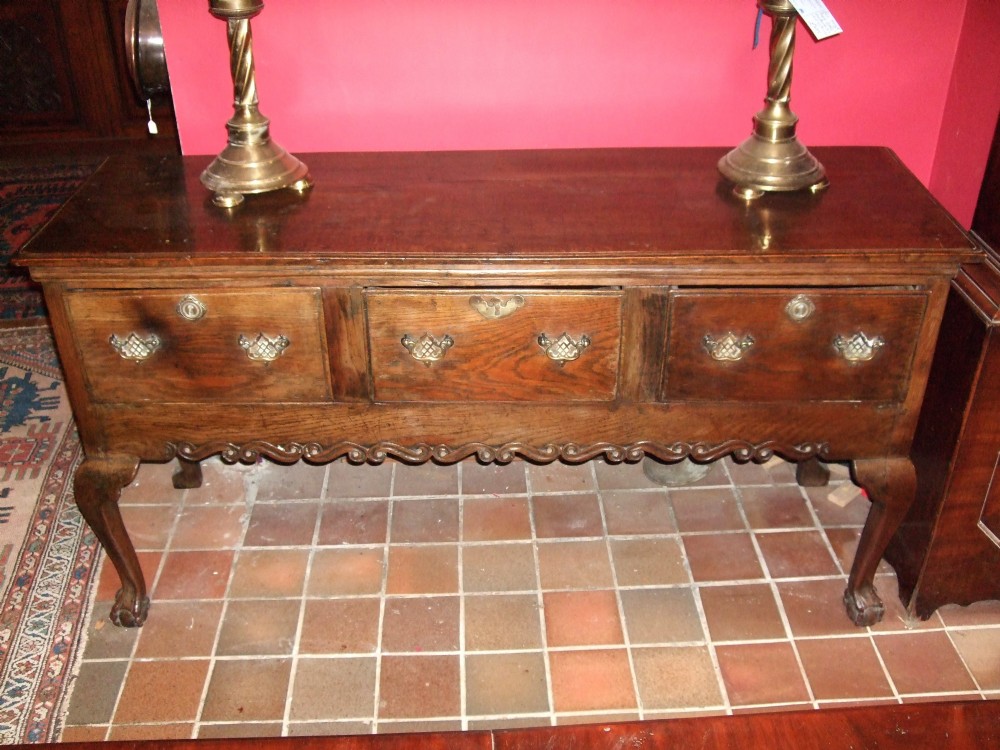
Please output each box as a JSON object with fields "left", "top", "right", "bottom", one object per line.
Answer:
{"left": 18, "top": 147, "right": 975, "bottom": 270}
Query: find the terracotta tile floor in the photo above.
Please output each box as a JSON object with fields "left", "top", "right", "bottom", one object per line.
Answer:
{"left": 60, "top": 457, "right": 1000, "bottom": 741}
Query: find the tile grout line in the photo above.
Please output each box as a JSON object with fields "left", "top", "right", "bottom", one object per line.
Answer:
{"left": 191, "top": 459, "right": 259, "bottom": 736}
{"left": 457, "top": 461, "right": 468, "bottom": 731}
{"left": 941, "top": 626, "right": 988, "bottom": 698}
{"left": 89, "top": 553, "right": 128, "bottom": 742}
{"left": 691, "top": 460, "right": 739, "bottom": 717}
{"left": 102, "top": 463, "right": 191, "bottom": 740}
{"left": 526, "top": 461, "right": 557, "bottom": 727}
{"left": 81, "top": 633, "right": 911, "bottom": 664}
{"left": 370, "top": 460, "right": 397, "bottom": 734}
{"left": 594, "top": 475, "right": 644, "bottom": 720}
{"left": 797, "top": 477, "right": 905, "bottom": 704}
{"left": 280, "top": 462, "right": 331, "bottom": 735}
{"left": 733, "top": 468, "right": 820, "bottom": 709}
{"left": 65, "top": 459, "right": 1000, "bottom": 739}
{"left": 734, "top": 469, "right": 820, "bottom": 710}
{"left": 796, "top": 482, "right": 851, "bottom": 581}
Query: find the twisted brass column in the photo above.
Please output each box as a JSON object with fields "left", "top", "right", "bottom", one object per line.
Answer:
{"left": 200, "top": 0, "right": 311, "bottom": 208}
{"left": 718, "top": 0, "right": 827, "bottom": 199}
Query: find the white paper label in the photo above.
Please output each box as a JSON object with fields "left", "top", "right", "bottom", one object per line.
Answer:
{"left": 146, "top": 99, "right": 159, "bottom": 135}
{"left": 789, "top": 0, "right": 843, "bottom": 40}
{"left": 826, "top": 483, "right": 862, "bottom": 508}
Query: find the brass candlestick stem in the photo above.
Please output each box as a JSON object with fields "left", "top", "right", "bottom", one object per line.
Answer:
{"left": 200, "top": 0, "right": 311, "bottom": 208}
{"left": 718, "top": 0, "right": 827, "bottom": 199}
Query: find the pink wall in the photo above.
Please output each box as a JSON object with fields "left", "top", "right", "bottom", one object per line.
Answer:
{"left": 930, "top": 0, "right": 1000, "bottom": 228}
{"left": 160, "top": 1, "right": 990, "bottom": 226}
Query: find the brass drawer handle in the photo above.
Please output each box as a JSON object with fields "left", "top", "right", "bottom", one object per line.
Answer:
{"left": 177, "top": 295, "right": 207, "bottom": 321}
{"left": 401, "top": 333, "right": 454, "bottom": 365}
{"left": 537, "top": 332, "right": 591, "bottom": 364}
{"left": 239, "top": 333, "right": 290, "bottom": 362}
{"left": 469, "top": 295, "right": 525, "bottom": 320}
{"left": 109, "top": 332, "right": 161, "bottom": 362}
{"left": 833, "top": 332, "right": 885, "bottom": 362}
{"left": 703, "top": 332, "right": 755, "bottom": 361}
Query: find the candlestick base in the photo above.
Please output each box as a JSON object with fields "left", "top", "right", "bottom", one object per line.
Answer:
{"left": 201, "top": 136, "right": 312, "bottom": 208}
{"left": 718, "top": 134, "right": 828, "bottom": 198}
{"left": 201, "top": 0, "right": 311, "bottom": 208}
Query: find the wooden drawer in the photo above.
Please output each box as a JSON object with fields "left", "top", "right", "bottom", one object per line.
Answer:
{"left": 367, "top": 290, "right": 621, "bottom": 401}
{"left": 65, "top": 289, "right": 331, "bottom": 403}
{"left": 662, "top": 289, "right": 927, "bottom": 402}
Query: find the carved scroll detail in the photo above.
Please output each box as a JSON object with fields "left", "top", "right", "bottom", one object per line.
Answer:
{"left": 164, "top": 439, "right": 829, "bottom": 467}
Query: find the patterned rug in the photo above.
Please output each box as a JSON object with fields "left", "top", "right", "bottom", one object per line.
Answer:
{"left": 0, "top": 161, "right": 99, "bottom": 324}
{"left": 0, "top": 324, "right": 93, "bottom": 742}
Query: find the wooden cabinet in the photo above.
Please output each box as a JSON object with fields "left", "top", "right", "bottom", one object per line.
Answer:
{"left": 0, "top": 0, "right": 176, "bottom": 150}
{"left": 15, "top": 147, "right": 977, "bottom": 629}
{"left": 884, "top": 115, "right": 1000, "bottom": 617}
{"left": 885, "top": 252, "right": 1000, "bottom": 618}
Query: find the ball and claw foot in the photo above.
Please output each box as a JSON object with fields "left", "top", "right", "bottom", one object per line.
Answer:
{"left": 110, "top": 590, "right": 150, "bottom": 628}
{"left": 844, "top": 585, "right": 885, "bottom": 627}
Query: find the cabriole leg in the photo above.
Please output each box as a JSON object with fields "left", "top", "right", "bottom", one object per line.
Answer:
{"left": 73, "top": 453, "right": 148, "bottom": 627}
{"left": 844, "top": 457, "right": 916, "bottom": 626}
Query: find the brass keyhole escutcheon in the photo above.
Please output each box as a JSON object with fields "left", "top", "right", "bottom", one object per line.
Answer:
{"left": 177, "top": 295, "right": 207, "bottom": 321}
{"left": 785, "top": 294, "right": 815, "bottom": 322}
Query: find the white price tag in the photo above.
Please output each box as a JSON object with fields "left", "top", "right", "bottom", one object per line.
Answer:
{"left": 146, "top": 99, "right": 159, "bottom": 135}
{"left": 788, "top": 0, "right": 843, "bottom": 40}
{"left": 826, "top": 483, "right": 862, "bottom": 508}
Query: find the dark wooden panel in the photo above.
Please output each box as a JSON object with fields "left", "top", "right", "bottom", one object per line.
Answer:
{"left": 323, "top": 287, "right": 371, "bottom": 402}
{"left": 981, "top": 447, "right": 1000, "bottom": 540}
{"left": 887, "top": 256, "right": 1000, "bottom": 617}
{"left": 973, "top": 111, "right": 1000, "bottom": 248}
{"left": 0, "top": 0, "right": 79, "bottom": 126}
{"left": 65, "top": 289, "right": 332, "bottom": 403}
{"left": 93, "top": 401, "right": 897, "bottom": 462}
{"left": 662, "top": 289, "right": 927, "bottom": 402}
{"left": 16, "top": 149, "right": 975, "bottom": 269}
{"left": 619, "top": 287, "right": 670, "bottom": 402}
{"left": 0, "top": 0, "right": 177, "bottom": 149}
{"left": 368, "top": 290, "right": 621, "bottom": 402}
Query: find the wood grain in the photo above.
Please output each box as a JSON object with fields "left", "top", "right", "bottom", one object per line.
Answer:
{"left": 368, "top": 290, "right": 621, "bottom": 401}
{"left": 663, "top": 288, "right": 927, "bottom": 402}
{"left": 50, "top": 701, "right": 1000, "bottom": 750}
{"left": 65, "top": 288, "right": 331, "bottom": 403}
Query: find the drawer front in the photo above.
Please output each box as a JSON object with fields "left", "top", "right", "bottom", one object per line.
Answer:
{"left": 367, "top": 290, "right": 621, "bottom": 401}
{"left": 65, "top": 289, "right": 331, "bottom": 403}
{"left": 662, "top": 289, "right": 927, "bottom": 402}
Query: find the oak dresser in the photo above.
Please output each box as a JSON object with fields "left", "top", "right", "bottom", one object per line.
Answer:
{"left": 15, "top": 147, "right": 977, "bottom": 628}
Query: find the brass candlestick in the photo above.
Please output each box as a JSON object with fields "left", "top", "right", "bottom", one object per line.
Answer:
{"left": 718, "top": 0, "right": 827, "bottom": 199}
{"left": 200, "top": 0, "right": 311, "bottom": 208}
